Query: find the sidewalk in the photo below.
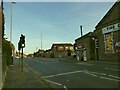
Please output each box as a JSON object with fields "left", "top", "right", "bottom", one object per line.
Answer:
{"left": 2, "top": 59, "right": 59, "bottom": 89}
{"left": 58, "top": 57, "right": 119, "bottom": 68}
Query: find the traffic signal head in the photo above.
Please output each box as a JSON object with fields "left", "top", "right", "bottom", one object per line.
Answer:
{"left": 20, "top": 34, "right": 25, "bottom": 48}
{"left": 18, "top": 41, "right": 22, "bottom": 50}
{"left": 22, "top": 35, "right": 25, "bottom": 44}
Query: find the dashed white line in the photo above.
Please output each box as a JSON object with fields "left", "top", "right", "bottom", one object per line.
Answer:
{"left": 105, "top": 68, "right": 120, "bottom": 71}
{"left": 100, "top": 76, "right": 120, "bottom": 82}
{"left": 84, "top": 71, "right": 98, "bottom": 77}
{"left": 87, "top": 71, "right": 100, "bottom": 75}
{"left": 100, "top": 73, "right": 107, "bottom": 76}
{"left": 77, "top": 63, "right": 93, "bottom": 65}
{"left": 108, "top": 75, "right": 120, "bottom": 79}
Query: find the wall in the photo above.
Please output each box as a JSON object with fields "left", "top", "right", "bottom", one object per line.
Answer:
{"left": 95, "top": 2, "right": 120, "bottom": 61}
{"left": 75, "top": 34, "right": 95, "bottom": 61}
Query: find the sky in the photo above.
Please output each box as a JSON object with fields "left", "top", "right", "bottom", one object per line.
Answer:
{"left": 3, "top": 1, "right": 115, "bottom": 54}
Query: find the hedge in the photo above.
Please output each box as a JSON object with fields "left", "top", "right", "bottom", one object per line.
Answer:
{"left": 2, "top": 39, "right": 12, "bottom": 65}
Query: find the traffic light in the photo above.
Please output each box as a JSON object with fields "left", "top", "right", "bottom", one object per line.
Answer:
{"left": 18, "top": 41, "right": 22, "bottom": 50}
{"left": 20, "top": 34, "right": 25, "bottom": 48}
{"left": 22, "top": 35, "right": 25, "bottom": 44}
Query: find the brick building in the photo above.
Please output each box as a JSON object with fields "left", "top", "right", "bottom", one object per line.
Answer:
{"left": 75, "top": 32, "right": 95, "bottom": 61}
{"left": 51, "top": 43, "right": 74, "bottom": 58}
{"left": 94, "top": 2, "right": 120, "bottom": 61}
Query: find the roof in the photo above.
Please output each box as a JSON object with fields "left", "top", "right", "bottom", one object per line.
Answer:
{"left": 51, "top": 43, "right": 73, "bottom": 48}
{"left": 75, "top": 32, "right": 94, "bottom": 41}
{"left": 95, "top": 1, "right": 120, "bottom": 28}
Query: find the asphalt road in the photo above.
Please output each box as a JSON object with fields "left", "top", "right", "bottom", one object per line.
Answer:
{"left": 23, "top": 57, "right": 119, "bottom": 88}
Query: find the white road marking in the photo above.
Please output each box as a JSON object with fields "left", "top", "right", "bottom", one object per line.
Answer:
{"left": 87, "top": 71, "right": 100, "bottom": 75}
{"left": 45, "top": 79, "right": 62, "bottom": 86}
{"left": 108, "top": 75, "right": 120, "bottom": 79}
{"left": 105, "top": 68, "right": 120, "bottom": 71}
{"left": 84, "top": 71, "right": 98, "bottom": 77}
{"left": 42, "top": 70, "right": 84, "bottom": 78}
{"left": 100, "top": 73, "right": 107, "bottom": 76}
{"left": 42, "top": 75, "right": 56, "bottom": 78}
{"left": 63, "top": 85, "right": 68, "bottom": 90}
{"left": 100, "top": 76, "right": 120, "bottom": 82}
{"left": 77, "top": 63, "right": 93, "bottom": 65}
{"left": 45, "top": 79, "right": 67, "bottom": 89}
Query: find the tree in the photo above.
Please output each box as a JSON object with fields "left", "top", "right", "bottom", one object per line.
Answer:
{"left": 67, "top": 49, "right": 71, "bottom": 57}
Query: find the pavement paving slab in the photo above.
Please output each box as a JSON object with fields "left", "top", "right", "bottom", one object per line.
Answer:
{"left": 2, "top": 59, "right": 57, "bottom": 89}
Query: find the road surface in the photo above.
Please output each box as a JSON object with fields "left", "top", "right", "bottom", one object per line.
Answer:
{"left": 23, "top": 57, "right": 119, "bottom": 88}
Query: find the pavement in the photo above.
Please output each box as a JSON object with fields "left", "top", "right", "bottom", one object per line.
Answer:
{"left": 58, "top": 57, "right": 119, "bottom": 68}
{"left": 2, "top": 59, "right": 59, "bottom": 89}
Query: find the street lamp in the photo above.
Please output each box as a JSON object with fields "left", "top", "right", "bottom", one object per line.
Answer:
{"left": 10, "top": 1, "right": 15, "bottom": 43}
{"left": 10, "top": 1, "right": 15, "bottom": 66}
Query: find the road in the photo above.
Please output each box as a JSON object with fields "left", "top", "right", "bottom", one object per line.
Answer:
{"left": 23, "top": 57, "right": 119, "bottom": 88}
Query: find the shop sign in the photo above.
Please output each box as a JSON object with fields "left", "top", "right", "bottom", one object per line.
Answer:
{"left": 102, "top": 23, "right": 120, "bottom": 34}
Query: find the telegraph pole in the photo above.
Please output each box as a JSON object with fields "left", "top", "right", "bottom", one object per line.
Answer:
{"left": 10, "top": 1, "right": 15, "bottom": 66}
{"left": 10, "top": 2, "right": 12, "bottom": 43}
{"left": 41, "top": 33, "right": 42, "bottom": 50}
{"left": 80, "top": 25, "right": 83, "bottom": 37}
{"left": 41, "top": 34, "right": 43, "bottom": 57}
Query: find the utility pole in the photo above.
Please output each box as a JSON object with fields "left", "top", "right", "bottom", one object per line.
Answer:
{"left": 10, "top": 2, "right": 12, "bottom": 43}
{"left": 80, "top": 25, "right": 83, "bottom": 37}
{"left": 41, "top": 33, "right": 42, "bottom": 50}
{"left": 10, "top": 1, "right": 15, "bottom": 66}
{"left": 10, "top": 1, "right": 15, "bottom": 43}
{"left": 41, "top": 34, "right": 43, "bottom": 57}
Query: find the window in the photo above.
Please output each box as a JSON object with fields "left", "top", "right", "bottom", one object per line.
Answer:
{"left": 104, "top": 33, "right": 114, "bottom": 53}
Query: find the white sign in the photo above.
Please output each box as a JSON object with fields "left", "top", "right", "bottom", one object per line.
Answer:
{"left": 102, "top": 23, "right": 120, "bottom": 34}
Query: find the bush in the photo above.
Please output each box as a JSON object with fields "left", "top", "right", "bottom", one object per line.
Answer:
{"left": 50, "top": 53, "right": 54, "bottom": 58}
{"left": 2, "top": 39, "right": 12, "bottom": 65}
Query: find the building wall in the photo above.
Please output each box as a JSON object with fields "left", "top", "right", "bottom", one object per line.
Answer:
{"left": 51, "top": 44, "right": 74, "bottom": 58}
{"left": 75, "top": 34, "right": 95, "bottom": 61}
{"left": 95, "top": 2, "right": 120, "bottom": 61}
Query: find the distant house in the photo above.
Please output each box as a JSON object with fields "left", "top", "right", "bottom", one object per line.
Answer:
{"left": 15, "top": 51, "right": 27, "bottom": 58}
{"left": 34, "top": 49, "right": 45, "bottom": 57}
{"left": 44, "top": 49, "right": 51, "bottom": 58}
{"left": 51, "top": 43, "right": 74, "bottom": 58}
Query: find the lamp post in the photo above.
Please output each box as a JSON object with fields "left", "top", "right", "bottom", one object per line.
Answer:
{"left": 10, "top": 1, "right": 15, "bottom": 43}
{"left": 10, "top": 1, "right": 15, "bottom": 66}
{"left": 10, "top": 2, "right": 12, "bottom": 43}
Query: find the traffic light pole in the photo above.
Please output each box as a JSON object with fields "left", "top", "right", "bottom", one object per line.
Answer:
{"left": 18, "top": 34, "right": 25, "bottom": 72}
{"left": 19, "top": 50, "right": 20, "bottom": 69}
{"left": 21, "top": 47, "right": 23, "bottom": 72}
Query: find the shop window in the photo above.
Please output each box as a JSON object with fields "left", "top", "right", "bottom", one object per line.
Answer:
{"left": 104, "top": 32, "right": 114, "bottom": 53}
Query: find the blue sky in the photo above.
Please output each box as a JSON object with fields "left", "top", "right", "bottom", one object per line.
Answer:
{"left": 3, "top": 2, "right": 115, "bottom": 54}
